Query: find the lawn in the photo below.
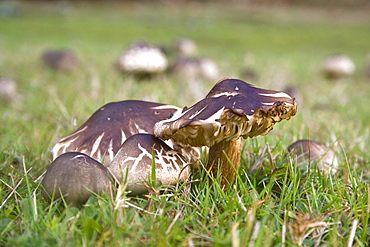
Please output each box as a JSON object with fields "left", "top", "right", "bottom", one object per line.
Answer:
{"left": 0, "top": 1, "right": 370, "bottom": 246}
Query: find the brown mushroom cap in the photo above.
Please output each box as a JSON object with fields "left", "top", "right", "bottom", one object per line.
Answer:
{"left": 154, "top": 78, "right": 297, "bottom": 147}
{"left": 52, "top": 100, "right": 181, "bottom": 165}
{"left": 107, "top": 133, "right": 191, "bottom": 195}
{"left": 41, "top": 152, "right": 113, "bottom": 207}
{"left": 287, "top": 139, "right": 338, "bottom": 174}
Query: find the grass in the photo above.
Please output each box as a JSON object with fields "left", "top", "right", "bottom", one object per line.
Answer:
{"left": 1, "top": 1, "right": 370, "bottom": 246}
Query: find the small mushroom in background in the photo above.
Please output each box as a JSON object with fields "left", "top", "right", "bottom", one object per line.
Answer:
{"left": 107, "top": 133, "right": 192, "bottom": 195}
{"left": 117, "top": 42, "right": 168, "bottom": 80}
{"left": 0, "top": 78, "right": 17, "bottom": 102}
{"left": 169, "top": 56, "right": 221, "bottom": 103}
{"left": 154, "top": 78, "right": 297, "bottom": 187}
{"left": 170, "top": 57, "right": 220, "bottom": 82}
{"left": 41, "top": 49, "right": 78, "bottom": 71}
{"left": 174, "top": 38, "right": 197, "bottom": 56}
{"left": 41, "top": 152, "right": 113, "bottom": 208}
{"left": 321, "top": 54, "right": 355, "bottom": 80}
{"left": 287, "top": 139, "right": 338, "bottom": 174}
{"left": 169, "top": 38, "right": 217, "bottom": 81}
{"left": 51, "top": 100, "right": 185, "bottom": 166}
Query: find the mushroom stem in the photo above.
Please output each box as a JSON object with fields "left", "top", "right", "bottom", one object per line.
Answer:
{"left": 207, "top": 138, "right": 242, "bottom": 187}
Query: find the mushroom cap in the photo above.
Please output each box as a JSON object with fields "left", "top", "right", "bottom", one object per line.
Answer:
{"left": 52, "top": 100, "right": 181, "bottom": 165}
{"left": 41, "top": 49, "right": 78, "bottom": 71}
{"left": 117, "top": 42, "right": 168, "bottom": 74}
{"left": 41, "top": 152, "right": 112, "bottom": 207}
{"left": 287, "top": 139, "right": 338, "bottom": 174}
{"left": 154, "top": 78, "right": 297, "bottom": 147}
{"left": 107, "top": 133, "right": 191, "bottom": 195}
{"left": 322, "top": 54, "right": 355, "bottom": 79}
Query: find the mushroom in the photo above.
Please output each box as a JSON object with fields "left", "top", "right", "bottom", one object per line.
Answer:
{"left": 321, "top": 54, "right": 355, "bottom": 80}
{"left": 170, "top": 56, "right": 220, "bottom": 82}
{"left": 41, "top": 152, "right": 113, "bottom": 207}
{"left": 174, "top": 38, "right": 197, "bottom": 56}
{"left": 287, "top": 139, "right": 338, "bottom": 174}
{"left": 41, "top": 49, "right": 78, "bottom": 71}
{"left": 0, "top": 78, "right": 17, "bottom": 102}
{"left": 107, "top": 133, "right": 191, "bottom": 195}
{"left": 117, "top": 42, "right": 168, "bottom": 80}
{"left": 169, "top": 57, "right": 220, "bottom": 100}
{"left": 154, "top": 78, "right": 297, "bottom": 186}
{"left": 51, "top": 100, "right": 185, "bottom": 166}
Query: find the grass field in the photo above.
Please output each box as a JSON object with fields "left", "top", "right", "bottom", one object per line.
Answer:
{"left": 1, "top": 1, "right": 370, "bottom": 246}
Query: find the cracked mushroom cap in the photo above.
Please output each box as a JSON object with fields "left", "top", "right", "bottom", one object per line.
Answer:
{"left": 154, "top": 78, "right": 297, "bottom": 147}
{"left": 41, "top": 152, "right": 112, "bottom": 207}
{"left": 107, "top": 133, "right": 191, "bottom": 195}
{"left": 287, "top": 139, "right": 338, "bottom": 174}
{"left": 52, "top": 100, "right": 181, "bottom": 165}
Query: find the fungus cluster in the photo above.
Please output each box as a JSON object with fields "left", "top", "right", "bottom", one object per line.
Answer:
{"left": 42, "top": 78, "right": 297, "bottom": 206}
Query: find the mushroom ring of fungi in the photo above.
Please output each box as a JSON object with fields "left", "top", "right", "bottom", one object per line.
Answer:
{"left": 154, "top": 78, "right": 297, "bottom": 185}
